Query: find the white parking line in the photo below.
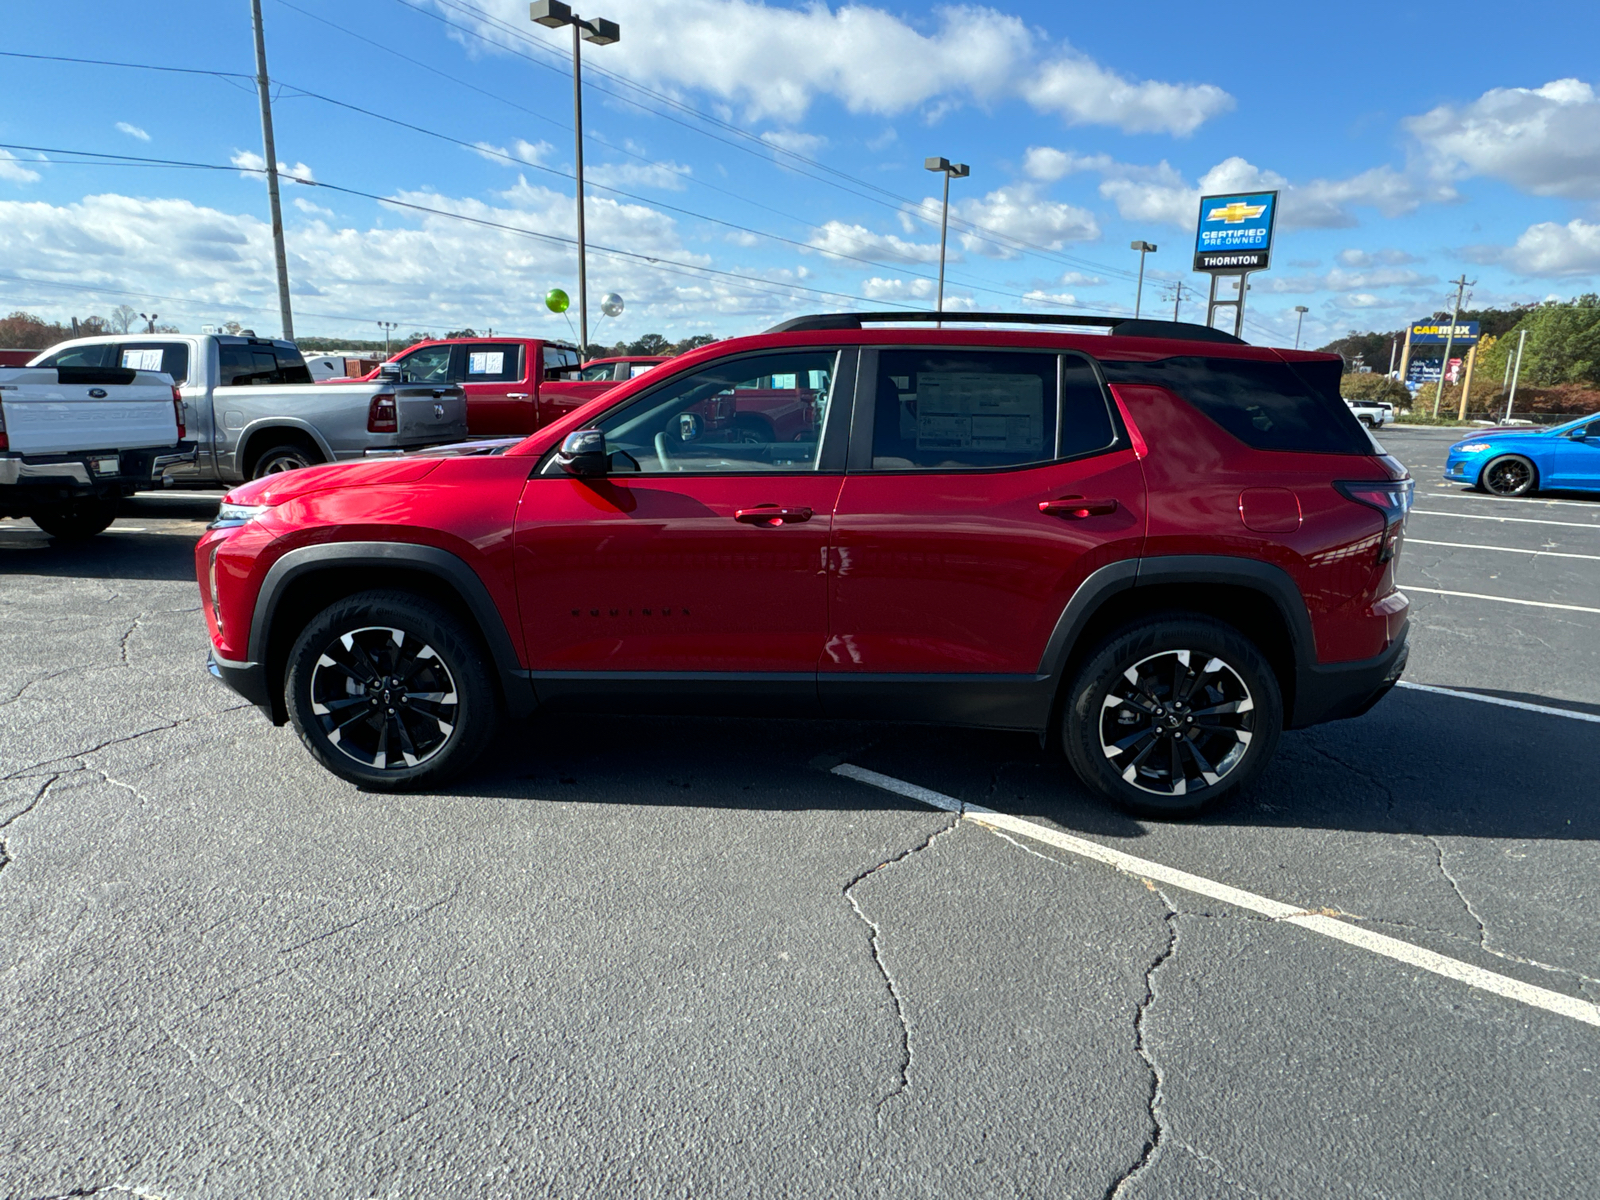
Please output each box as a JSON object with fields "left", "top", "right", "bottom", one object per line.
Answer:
{"left": 1396, "top": 681, "right": 1600, "bottom": 724}
{"left": 1422, "top": 490, "right": 1600, "bottom": 511}
{"left": 1407, "top": 538, "right": 1600, "bottom": 561}
{"left": 830, "top": 763, "right": 1600, "bottom": 1028}
{"left": 1401, "top": 585, "right": 1600, "bottom": 614}
{"left": 1411, "top": 510, "right": 1600, "bottom": 530}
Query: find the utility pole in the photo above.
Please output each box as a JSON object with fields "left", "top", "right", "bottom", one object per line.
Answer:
{"left": 1293, "top": 305, "right": 1309, "bottom": 349}
{"left": 1172, "top": 280, "right": 1184, "bottom": 321}
{"left": 1387, "top": 337, "right": 1397, "bottom": 377}
{"left": 1431, "top": 275, "right": 1473, "bottom": 418}
{"left": 1130, "top": 241, "right": 1157, "bottom": 318}
{"left": 1505, "top": 327, "right": 1528, "bottom": 422}
{"left": 250, "top": 0, "right": 294, "bottom": 342}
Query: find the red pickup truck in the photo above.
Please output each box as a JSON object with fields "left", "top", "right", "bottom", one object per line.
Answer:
{"left": 343, "top": 337, "right": 585, "bottom": 436}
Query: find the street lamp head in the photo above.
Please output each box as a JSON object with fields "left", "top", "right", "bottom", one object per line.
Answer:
{"left": 582, "top": 17, "right": 620, "bottom": 43}
{"left": 924, "top": 156, "right": 950, "bottom": 173}
{"left": 530, "top": 0, "right": 572, "bottom": 27}
{"left": 949, "top": 163, "right": 969, "bottom": 178}
{"left": 1130, "top": 240, "right": 1156, "bottom": 253}
{"left": 1294, "top": 305, "right": 1309, "bottom": 314}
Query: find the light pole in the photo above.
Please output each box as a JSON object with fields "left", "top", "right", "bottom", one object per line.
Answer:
{"left": 532, "top": 1, "right": 620, "bottom": 356}
{"left": 924, "top": 156, "right": 969, "bottom": 319}
{"left": 1293, "top": 305, "right": 1309, "bottom": 349}
{"left": 1130, "top": 241, "right": 1157, "bottom": 318}
{"left": 139, "top": 312, "right": 159, "bottom": 334}
{"left": 377, "top": 320, "right": 398, "bottom": 357}
{"left": 1432, "top": 275, "right": 1474, "bottom": 418}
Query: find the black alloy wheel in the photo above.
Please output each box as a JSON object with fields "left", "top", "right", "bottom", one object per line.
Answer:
{"left": 251, "top": 441, "right": 321, "bottom": 479}
{"left": 285, "top": 590, "right": 497, "bottom": 790}
{"left": 30, "top": 496, "right": 120, "bottom": 541}
{"left": 1063, "top": 616, "right": 1282, "bottom": 816}
{"left": 1480, "top": 454, "right": 1536, "bottom": 497}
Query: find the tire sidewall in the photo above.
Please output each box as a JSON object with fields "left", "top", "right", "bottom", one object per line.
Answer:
{"left": 285, "top": 590, "right": 497, "bottom": 791}
{"left": 1063, "top": 616, "right": 1283, "bottom": 817}
{"left": 1481, "top": 454, "right": 1536, "bottom": 497}
{"left": 251, "top": 443, "right": 319, "bottom": 479}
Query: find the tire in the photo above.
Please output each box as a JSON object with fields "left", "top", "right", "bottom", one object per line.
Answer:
{"left": 1061, "top": 615, "right": 1283, "bottom": 818}
{"left": 250, "top": 439, "right": 322, "bottom": 479}
{"left": 29, "top": 496, "right": 120, "bottom": 541}
{"left": 284, "top": 589, "right": 499, "bottom": 791}
{"left": 1480, "top": 454, "right": 1536, "bottom": 497}
{"left": 729, "top": 415, "right": 774, "bottom": 443}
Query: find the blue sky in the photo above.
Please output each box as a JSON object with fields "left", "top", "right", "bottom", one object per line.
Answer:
{"left": 1, "top": 0, "right": 1597, "bottom": 349}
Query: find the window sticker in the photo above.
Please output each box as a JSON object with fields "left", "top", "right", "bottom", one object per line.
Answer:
{"left": 913, "top": 373, "right": 1043, "bottom": 453}
{"left": 122, "top": 348, "right": 165, "bottom": 371}
{"left": 468, "top": 351, "right": 505, "bottom": 375}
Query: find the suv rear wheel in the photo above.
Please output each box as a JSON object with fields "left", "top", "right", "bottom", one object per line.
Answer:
{"left": 1062, "top": 615, "right": 1282, "bottom": 816}
{"left": 285, "top": 589, "right": 498, "bottom": 791}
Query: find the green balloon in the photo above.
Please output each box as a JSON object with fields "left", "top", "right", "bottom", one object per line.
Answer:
{"left": 545, "top": 288, "right": 570, "bottom": 314}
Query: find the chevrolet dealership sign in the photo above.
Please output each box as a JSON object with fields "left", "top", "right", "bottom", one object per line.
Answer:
{"left": 1194, "top": 191, "right": 1279, "bottom": 271}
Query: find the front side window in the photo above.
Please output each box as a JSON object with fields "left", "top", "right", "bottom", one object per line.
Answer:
{"left": 566, "top": 350, "right": 838, "bottom": 475}
{"left": 871, "top": 350, "right": 1066, "bottom": 470}
{"left": 118, "top": 342, "right": 191, "bottom": 384}
{"left": 394, "top": 345, "right": 452, "bottom": 384}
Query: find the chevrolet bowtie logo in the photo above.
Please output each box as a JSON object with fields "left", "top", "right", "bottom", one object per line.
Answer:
{"left": 1207, "top": 201, "right": 1268, "bottom": 224}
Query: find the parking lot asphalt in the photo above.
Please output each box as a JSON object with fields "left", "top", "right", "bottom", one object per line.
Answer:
{"left": 3, "top": 437, "right": 1599, "bottom": 1199}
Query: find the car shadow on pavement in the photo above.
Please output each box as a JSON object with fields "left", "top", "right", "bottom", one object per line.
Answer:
{"left": 0, "top": 525, "right": 201, "bottom": 582}
{"left": 447, "top": 690, "right": 1598, "bottom": 846}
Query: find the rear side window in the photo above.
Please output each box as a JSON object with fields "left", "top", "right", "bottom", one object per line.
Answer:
{"left": 459, "top": 343, "right": 523, "bottom": 383}
{"left": 1099, "top": 355, "right": 1371, "bottom": 454}
{"left": 36, "top": 344, "right": 114, "bottom": 370}
{"left": 117, "top": 342, "right": 190, "bottom": 384}
{"left": 219, "top": 344, "right": 313, "bottom": 386}
{"left": 543, "top": 345, "right": 581, "bottom": 379}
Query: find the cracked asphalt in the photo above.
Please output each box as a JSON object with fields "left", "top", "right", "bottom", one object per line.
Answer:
{"left": 3, "top": 445, "right": 1599, "bottom": 1199}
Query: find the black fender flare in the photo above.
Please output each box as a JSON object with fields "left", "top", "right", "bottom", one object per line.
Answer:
{"left": 248, "top": 541, "right": 535, "bottom": 719}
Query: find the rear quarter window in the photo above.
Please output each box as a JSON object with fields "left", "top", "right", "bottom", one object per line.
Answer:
{"left": 1099, "top": 355, "right": 1372, "bottom": 455}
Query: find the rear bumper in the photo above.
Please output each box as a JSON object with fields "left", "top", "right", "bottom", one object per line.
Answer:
{"left": 1290, "top": 629, "right": 1409, "bottom": 728}
{"left": 207, "top": 650, "right": 278, "bottom": 721}
{"left": 0, "top": 443, "right": 197, "bottom": 490}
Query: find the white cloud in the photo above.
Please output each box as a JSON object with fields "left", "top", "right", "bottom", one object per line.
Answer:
{"left": 900, "top": 185, "right": 1099, "bottom": 257}
{"left": 463, "top": 0, "right": 1231, "bottom": 135}
{"left": 1064, "top": 151, "right": 1449, "bottom": 231}
{"left": 1263, "top": 267, "right": 1432, "bottom": 295}
{"left": 1020, "top": 53, "right": 1233, "bottom": 137}
{"left": 587, "top": 159, "right": 692, "bottom": 192}
{"left": 809, "top": 220, "right": 942, "bottom": 264}
{"left": 861, "top": 277, "right": 937, "bottom": 301}
{"left": 1337, "top": 248, "right": 1419, "bottom": 268}
{"left": 1058, "top": 271, "right": 1104, "bottom": 287}
{"left": 293, "top": 197, "right": 335, "bottom": 218}
{"left": 0, "top": 183, "right": 810, "bottom": 338}
{"left": 1021, "top": 289, "right": 1079, "bottom": 308}
{"left": 760, "top": 129, "right": 830, "bottom": 156}
{"left": 469, "top": 139, "right": 554, "bottom": 167}
{"left": 115, "top": 122, "right": 151, "bottom": 142}
{"left": 1488, "top": 219, "right": 1600, "bottom": 276}
{"left": 1406, "top": 78, "right": 1600, "bottom": 198}
{"left": 230, "top": 150, "right": 315, "bottom": 184}
{"left": 0, "top": 150, "right": 42, "bottom": 184}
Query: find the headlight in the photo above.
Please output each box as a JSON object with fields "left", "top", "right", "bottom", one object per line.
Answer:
{"left": 1457, "top": 443, "right": 1492, "bottom": 454}
{"left": 209, "top": 501, "right": 272, "bottom": 530}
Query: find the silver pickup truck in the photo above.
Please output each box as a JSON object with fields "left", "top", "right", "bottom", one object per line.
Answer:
{"left": 31, "top": 334, "right": 467, "bottom": 483}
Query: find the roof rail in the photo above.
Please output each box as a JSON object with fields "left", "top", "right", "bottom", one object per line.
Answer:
{"left": 764, "top": 311, "right": 1246, "bottom": 345}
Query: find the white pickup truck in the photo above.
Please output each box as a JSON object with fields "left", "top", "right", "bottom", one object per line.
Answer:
{"left": 31, "top": 334, "right": 467, "bottom": 484}
{"left": 0, "top": 364, "right": 196, "bottom": 539}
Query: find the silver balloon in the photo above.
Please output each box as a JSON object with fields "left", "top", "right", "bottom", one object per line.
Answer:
{"left": 599, "top": 293, "right": 625, "bottom": 318}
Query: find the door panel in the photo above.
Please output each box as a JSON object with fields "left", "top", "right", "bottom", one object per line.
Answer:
{"left": 515, "top": 474, "right": 843, "bottom": 672}
{"left": 1548, "top": 424, "right": 1600, "bottom": 489}
{"left": 825, "top": 452, "right": 1146, "bottom": 674}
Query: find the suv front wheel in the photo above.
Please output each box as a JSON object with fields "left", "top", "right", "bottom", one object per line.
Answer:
{"left": 1062, "top": 616, "right": 1282, "bottom": 816}
{"left": 285, "top": 589, "right": 498, "bottom": 791}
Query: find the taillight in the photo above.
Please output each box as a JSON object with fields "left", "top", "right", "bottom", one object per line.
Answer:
{"left": 1335, "top": 478, "right": 1415, "bottom": 563}
{"left": 172, "top": 386, "right": 186, "bottom": 439}
{"left": 368, "top": 392, "right": 398, "bottom": 433}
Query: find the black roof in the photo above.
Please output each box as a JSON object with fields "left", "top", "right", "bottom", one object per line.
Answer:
{"left": 764, "top": 311, "right": 1246, "bottom": 345}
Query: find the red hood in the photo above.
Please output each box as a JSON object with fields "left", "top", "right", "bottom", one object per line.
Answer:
{"left": 225, "top": 455, "right": 443, "bottom": 506}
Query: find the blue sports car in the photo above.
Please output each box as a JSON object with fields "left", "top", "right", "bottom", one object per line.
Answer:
{"left": 1444, "top": 412, "right": 1600, "bottom": 496}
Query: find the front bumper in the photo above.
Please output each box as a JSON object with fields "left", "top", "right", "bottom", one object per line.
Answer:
{"left": 1443, "top": 454, "right": 1481, "bottom": 485}
{"left": 1290, "top": 629, "right": 1410, "bottom": 728}
{"left": 207, "top": 650, "right": 277, "bottom": 720}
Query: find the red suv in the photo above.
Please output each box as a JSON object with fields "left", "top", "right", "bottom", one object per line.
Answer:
{"left": 197, "top": 313, "right": 1412, "bottom": 815}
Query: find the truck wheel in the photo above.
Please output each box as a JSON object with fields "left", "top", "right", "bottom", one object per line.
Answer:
{"left": 29, "top": 496, "right": 120, "bottom": 541}
{"left": 1061, "top": 615, "right": 1282, "bottom": 818}
{"left": 285, "top": 589, "right": 499, "bottom": 791}
{"left": 251, "top": 439, "right": 322, "bottom": 479}
{"left": 730, "top": 415, "right": 774, "bottom": 443}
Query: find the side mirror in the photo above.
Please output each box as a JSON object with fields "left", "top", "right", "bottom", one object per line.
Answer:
{"left": 556, "top": 428, "right": 609, "bottom": 477}
{"left": 378, "top": 361, "right": 402, "bottom": 382}
{"left": 676, "top": 412, "right": 702, "bottom": 442}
